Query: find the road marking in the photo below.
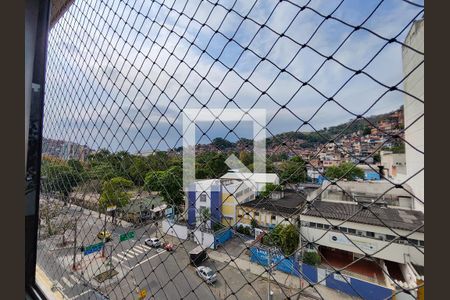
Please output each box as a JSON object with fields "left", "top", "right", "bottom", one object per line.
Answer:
{"left": 69, "top": 289, "right": 92, "bottom": 300}
{"left": 135, "top": 245, "right": 147, "bottom": 252}
{"left": 132, "top": 247, "right": 144, "bottom": 254}
{"left": 116, "top": 253, "right": 127, "bottom": 260}
{"left": 124, "top": 252, "right": 135, "bottom": 258}
{"left": 62, "top": 277, "right": 74, "bottom": 288}
{"left": 133, "top": 250, "right": 166, "bottom": 269}
{"left": 141, "top": 244, "right": 151, "bottom": 250}
{"left": 133, "top": 246, "right": 147, "bottom": 253}
{"left": 69, "top": 274, "right": 78, "bottom": 283}
{"left": 129, "top": 249, "right": 142, "bottom": 255}
{"left": 112, "top": 256, "right": 121, "bottom": 262}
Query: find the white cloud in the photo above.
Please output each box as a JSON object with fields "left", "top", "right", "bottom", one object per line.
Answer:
{"left": 44, "top": 0, "right": 424, "bottom": 152}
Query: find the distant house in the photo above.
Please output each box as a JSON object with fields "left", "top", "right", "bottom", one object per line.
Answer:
{"left": 121, "top": 195, "right": 167, "bottom": 223}
{"left": 380, "top": 151, "right": 407, "bottom": 181}
{"left": 238, "top": 189, "right": 309, "bottom": 229}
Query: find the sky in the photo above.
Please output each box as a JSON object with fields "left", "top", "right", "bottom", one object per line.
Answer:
{"left": 43, "top": 0, "right": 424, "bottom": 153}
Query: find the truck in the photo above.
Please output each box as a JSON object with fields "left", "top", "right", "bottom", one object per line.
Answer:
{"left": 189, "top": 246, "right": 208, "bottom": 266}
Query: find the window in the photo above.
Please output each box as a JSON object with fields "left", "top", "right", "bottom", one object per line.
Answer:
{"left": 316, "top": 223, "right": 324, "bottom": 229}
{"left": 271, "top": 215, "right": 276, "bottom": 221}
{"left": 324, "top": 224, "right": 330, "bottom": 230}
{"left": 339, "top": 227, "right": 348, "bottom": 233}
{"left": 419, "top": 240, "right": 425, "bottom": 247}
{"left": 386, "top": 234, "right": 396, "bottom": 241}
{"left": 200, "top": 193, "right": 207, "bottom": 202}
{"left": 366, "top": 231, "right": 375, "bottom": 238}
{"left": 408, "top": 239, "right": 419, "bottom": 246}
{"left": 254, "top": 212, "right": 259, "bottom": 216}
{"left": 348, "top": 228, "right": 356, "bottom": 234}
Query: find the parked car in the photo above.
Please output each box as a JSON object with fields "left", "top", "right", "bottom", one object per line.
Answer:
{"left": 196, "top": 266, "right": 217, "bottom": 284}
{"left": 97, "top": 231, "right": 112, "bottom": 242}
{"left": 145, "top": 237, "right": 161, "bottom": 248}
{"left": 162, "top": 242, "right": 174, "bottom": 251}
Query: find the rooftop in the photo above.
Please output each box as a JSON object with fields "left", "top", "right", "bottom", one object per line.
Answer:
{"left": 221, "top": 172, "right": 279, "bottom": 184}
{"left": 320, "top": 180, "right": 413, "bottom": 197}
{"left": 302, "top": 201, "right": 424, "bottom": 233}
{"left": 240, "top": 190, "right": 307, "bottom": 216}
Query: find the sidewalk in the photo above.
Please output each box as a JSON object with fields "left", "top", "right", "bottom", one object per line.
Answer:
{"left": 57, "top": 252, "right": 131, "bottom": 292}
{"left": 35, "top": 266, "right": 65, "bottom": 300}
{"left": 208, "top": 251, "right": 358, "bottom": 300}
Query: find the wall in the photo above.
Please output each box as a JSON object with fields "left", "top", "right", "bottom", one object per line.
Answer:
{"left": 249, "top": 247, "right": 301, "bottom": 277}
{"left": 193, "top": 228, "right": 215, "bottom": 249}
{"left": 162, "top": 219, "right": 188, "bottom": 240}
{"left": 301, "top": 264, "right": 393, "bottom": 300}
{"left": 301, "top": 223, "right": 424, "bottom": 266}
{"left": 214, "top": 228, "right": 233, "bottom": 248}
{"left": 402, "top": 19, "right": 424, "bottom": 209}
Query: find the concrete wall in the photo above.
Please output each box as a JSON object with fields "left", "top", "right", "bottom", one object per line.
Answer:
{"left": 193, "top": 228, "right": 215, "bottom": 249}
{"left": 162, "top": 219, "right": 188, "bottom": 240}
{"left": 301, "top": 264, "right": 393, "bottom": 300}
{"left": 402, "top": 19, "right": 424, "bottom": 209}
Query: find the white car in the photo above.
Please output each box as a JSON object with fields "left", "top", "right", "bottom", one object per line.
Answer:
{"left": 196, "top": 266, "right": 217, "bottom": 284}
{"left": 145, "top": 237, "right": 161, "bottom": 248}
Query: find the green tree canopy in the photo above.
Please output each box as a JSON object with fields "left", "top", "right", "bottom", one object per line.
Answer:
{"left": 259, "top": 183, "right": 283, "bottom": 198}
{"left": 41, "top": 159, "right": 82, "bottom": 199}
{"left": 261, "top": 224, "right": 299, "bottom": 255}
{"left": 99, "top": 177, "right": 133, "bottom": 209}
{"left": 325, "top": 162, "right": 365, "bottom": 180}
{"left": 144, "top": 166, "right": 184, "bottom": 207}
{"left": 280, "top": 156, "right": 307, "bottom": 184}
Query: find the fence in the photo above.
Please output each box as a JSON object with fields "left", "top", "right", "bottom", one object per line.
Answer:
{"left": 251, "top": 245, "right": 393, "bottom": 300}
{"left": 35, "top": 0, "right": 424, "bottom": 299}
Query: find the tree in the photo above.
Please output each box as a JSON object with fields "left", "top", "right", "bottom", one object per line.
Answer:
{"left": 144, "top": 166, "right": 184, "bottom": 208}
{"left": 250, "top": 218, "right": 258, "bottom": 229}
{"left": 200, "top": 207, "right": 211, "bottom": 229}
{"left": 88, "top": 161, "right": 118, "bottom": 183}
{"left": 60, "top": 220, "right": 76, "bottom": 246}
{"left": 303, "top": 251, "right": 321, "bottom": 266}
{"left": 280, "top": 156, "right": 307, "bottom": 184}
{"left": 373, "top": 153, "right": 381, "bottom": 163}
{"left": 279, "top": 224, "right": 299, "bottom": 255}
{"left": 99, "top": 177, "right": 133, "bottom": 210}
{"left": 363, "top": 126, "right": 372, "bottom": 135}
{"left": 325, "top": 162, "right": 364, "bottom": 180}
{"left": 39, "top": 201, "right": 62, "bottom": 237}
{"left": 41, "top": 159, "right": 82, "bottom": 202}
{"left": 259, "top": 183, "right": 283, "bottom": 198}
{"left": 205, "top": 153, "right": 228, "bottom": 178}
{"left": 129, "top": 156, "right": 150, "bottom": 186}
{"left": 261, "top": 224, "right": 299, "bottom": 255}
{"left": 239, "top": 151, "right": 253, "bottom": 167}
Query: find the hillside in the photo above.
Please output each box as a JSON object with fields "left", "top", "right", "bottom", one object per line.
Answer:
{"left": 199, "top": 107, "right": 403, "bottom": 151}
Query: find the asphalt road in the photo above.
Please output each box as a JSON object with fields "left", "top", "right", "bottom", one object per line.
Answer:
{"left": 37, "top": 201, "right": 312, "bottom": 300}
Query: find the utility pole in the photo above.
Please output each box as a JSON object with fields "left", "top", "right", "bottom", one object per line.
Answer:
{"left": 267, "top": 247, "right": 273, "bottom": 300}
{"left": 72, "top": 220, "right": 77, "bottom": 270}
{"left": 101, "top": 210, "right": 107, "bottom": 257}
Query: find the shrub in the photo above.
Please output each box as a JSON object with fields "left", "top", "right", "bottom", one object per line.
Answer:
{"left": 303, "top": 251, "right": 321, "bottom": 266}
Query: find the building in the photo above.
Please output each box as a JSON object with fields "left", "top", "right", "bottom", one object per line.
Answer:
{"left": 237, "top": 190, "right": 308, "bottom": 229}
{"left": 309, "top": 180, "right": 416, "bottom": 209}
{"left": 186, "top": 178, "right": 256, "bottom": 228}
{"left": 121, "top": 195, "right": 167, "bottom": 223}
{"left": 299, "top": 180, "right": 424, "bottom": 288}
{"left": 402, "top": 18, "right": 424, "bottom": 210}
{"left": 380, "top": 151, "right": 407, "bottom": 181}
{"left": 220, "top": 172, "right": 279, "bottom": 195}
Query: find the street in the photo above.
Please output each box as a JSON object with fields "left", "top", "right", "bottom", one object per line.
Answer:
{"left": 37, "top": 201, "right": 314, "bottom": 300}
